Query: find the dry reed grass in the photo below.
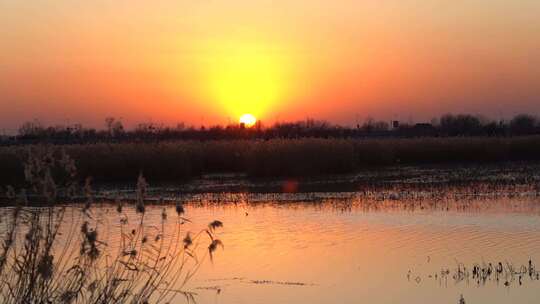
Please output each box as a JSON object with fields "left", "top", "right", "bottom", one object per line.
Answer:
{"left": 0, "top": 146, "right": 223, "bottom": 303}
{"left": 0, "top": 136, "right": 539, "bottom": 184}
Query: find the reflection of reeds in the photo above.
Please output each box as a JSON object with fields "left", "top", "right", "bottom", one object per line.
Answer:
{"left": 1, "top": 136, "right": 540, "bottom": 184}
{"left": 0, "top": 146, "right": 223, "bottom": 303}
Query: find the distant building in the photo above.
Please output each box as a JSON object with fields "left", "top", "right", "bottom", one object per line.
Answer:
{"left": 392, "top": 121, "right": 399, "bottom": 129}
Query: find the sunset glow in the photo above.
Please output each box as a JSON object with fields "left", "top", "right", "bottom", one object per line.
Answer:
{"left": 1, "top": 1, "right": 539, "bottom": 130}
{"left": 204, "top": 43, "right": 290, "bottom": 121}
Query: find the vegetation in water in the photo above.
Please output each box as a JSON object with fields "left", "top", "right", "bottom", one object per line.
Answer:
{"left": 409, "top": 258, "right": 540, "bottom": 290}
{"left": 0, "top": 146, "right": 223, "bottom": 303}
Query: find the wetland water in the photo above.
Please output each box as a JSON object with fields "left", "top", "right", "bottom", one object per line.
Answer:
{"left": 92, "top": 189, "right": 540, "bottom": 304}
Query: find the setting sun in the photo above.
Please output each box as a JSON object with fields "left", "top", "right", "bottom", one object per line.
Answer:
{"left": 202, "top": 41, "right": 292, "bottom": 121}
{"left": 239, "top": 113, "right": 257, "bottom": 127}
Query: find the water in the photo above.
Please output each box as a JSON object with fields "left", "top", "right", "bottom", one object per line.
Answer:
{"left": 4, "top": 191, "right": 540, "bottom": 304}
{"left": 154, "top": 195, "right": 540, "bottom": 304}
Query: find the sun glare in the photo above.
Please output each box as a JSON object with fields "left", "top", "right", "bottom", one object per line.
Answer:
{"left": 239, "top": 113, "right": 257, "bottom": 127}
{"left": 204, "top": 42, "right": 290, "bottom": 121}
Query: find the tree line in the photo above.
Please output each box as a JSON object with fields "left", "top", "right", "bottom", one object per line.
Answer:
{"left": 3, "top": 113, "right": 540, "bottom": 145}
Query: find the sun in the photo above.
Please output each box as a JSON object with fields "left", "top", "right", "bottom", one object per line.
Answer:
{"left": 203, "top": 41, "right": 292, "bottom": 121}
{"left": 239, "top": 113, "right": 257, "bottom": 127}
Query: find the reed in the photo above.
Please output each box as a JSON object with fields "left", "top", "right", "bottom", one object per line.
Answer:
{"left": 0, "top": 136, "right": 539, "bottom": 184}
{"left": 0, "top": 147, "right": 223, "bottom": 303}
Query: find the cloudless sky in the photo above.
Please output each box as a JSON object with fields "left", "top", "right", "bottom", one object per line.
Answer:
{"left": 1, "top": 0, "right": 539, "bottom": 131}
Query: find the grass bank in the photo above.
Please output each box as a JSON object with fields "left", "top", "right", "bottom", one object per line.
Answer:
{"left": 1, "top": 136, "right": 540, "bottom": 185}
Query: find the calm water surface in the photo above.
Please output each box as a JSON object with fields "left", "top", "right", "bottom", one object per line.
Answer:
{"left": 128, "top": 194, "right": 540, "bottom": 304}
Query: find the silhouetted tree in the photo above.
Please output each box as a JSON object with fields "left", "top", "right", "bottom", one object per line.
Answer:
{"left": 18, "top": 120, "right": 44, "bottom": 137}
{"left": 510, "top": 114, "right": 538, "bottom": 135}
{"left": 361, "top": 117, "right": 389, "bottom": 132}
{"left": 6, "top": 112, "right": 540, "bottom": 146}
{"left": 105, "top": 117, "right": 124, "bottom": 138}
{"left": 440, "top": 114, "right": 482, "bottom": 136}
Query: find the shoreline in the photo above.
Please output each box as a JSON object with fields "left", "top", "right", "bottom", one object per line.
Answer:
{"left": 2, "top": 162, "right": 539, "bottom": 207}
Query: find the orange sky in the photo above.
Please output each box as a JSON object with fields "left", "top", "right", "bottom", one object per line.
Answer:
{"left": 1, "top": 0, "right": 539, "bottom": 131}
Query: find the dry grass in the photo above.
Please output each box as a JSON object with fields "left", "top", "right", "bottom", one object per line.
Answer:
{"left": 0, "top": 147, "right": 224, "bottom": 303}
{"left": 0, "top": 136, "right": 540, "bottom": 184}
